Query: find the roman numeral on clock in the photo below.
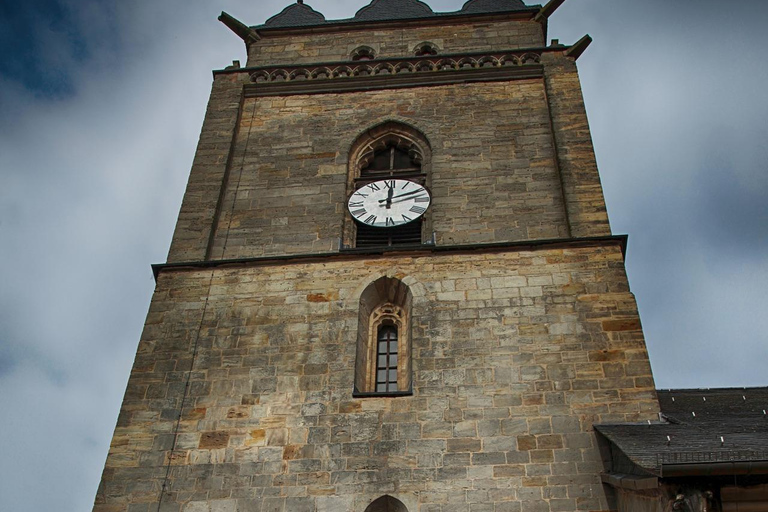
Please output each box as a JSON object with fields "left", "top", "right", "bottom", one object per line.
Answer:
{"left": 409, "top": 206, "right": 427, "bottom": 214}
{"left": 402, "top": 214, "right": 413, "bottom": 223}
{"left": 385, "top": 217, "right": 395, "bottom": 227}
{"left": 365, "top": 215, "right": 377, "bottom": 225}
{"left": 384, "top": 180, "right": 395, "bottom": 189}
{"left": 367, "top": 183, "right": 381, "bottom": 191}
{"left": 351, "top": 209, "right": 367, "bottom": 218}
{"left": 349, "top": 201, "right": 364, "bottom": 208}
{"left": 414, "top": 195, "right": 429, "bottom": 203}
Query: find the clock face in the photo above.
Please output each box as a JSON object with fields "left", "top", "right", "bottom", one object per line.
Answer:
{"left": 348, "top": 179, "right": 431, "bottom": 228}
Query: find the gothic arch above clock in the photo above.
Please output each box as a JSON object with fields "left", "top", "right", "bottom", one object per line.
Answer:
{"left": 348, "top": 121, "right": 431, "bottom": 178}
{"left": 343, "top": 121, "right": 433, "bottom": 248}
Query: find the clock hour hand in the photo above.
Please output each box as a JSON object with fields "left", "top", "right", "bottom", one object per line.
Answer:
{"left": 385, "top": 185, "right": 394, "bottom": 209}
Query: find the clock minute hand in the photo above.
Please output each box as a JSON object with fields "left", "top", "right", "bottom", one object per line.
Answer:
{"left": 378, "top": 189, "right": 423, "bottom": 203}
{"left": 389, "top": 194, "right": 428, "bottom": 205}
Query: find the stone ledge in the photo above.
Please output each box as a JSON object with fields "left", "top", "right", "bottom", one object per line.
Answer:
{"left": 152, "top": 234, "right": 629, "bottom": 280}
{"left": 601, "top": 472, "right": 658, "bottom": 490}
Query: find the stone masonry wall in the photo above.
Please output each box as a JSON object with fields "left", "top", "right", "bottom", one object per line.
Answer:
{"left": 95, "top": 244, "right": 658, "bottom": 512}
{"left": 167, "top": 72, "right": 250, "bottom": 264}
{"left": 208, "top": 79, "right": 570, "bottom": 260}
{"left": 542, "top": 54, "right": 611, "bottom": 238}
{"left": 247, "top": 19, "right": 545, "bottom": 67}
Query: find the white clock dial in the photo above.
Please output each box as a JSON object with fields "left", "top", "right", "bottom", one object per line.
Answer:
{"left": 348, "top": 179, "right": 431, "bottom": 228}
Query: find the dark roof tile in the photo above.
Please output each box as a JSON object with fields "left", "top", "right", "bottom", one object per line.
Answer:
{"left": 264, "top": 2, "right": 326, "bottom": 28}
{"left": 461, "top": 0, "right": 528, "bottom": 14}
{"left": 596, "top": 388, "right": 768, "bottom": 474}
{"left": 354, "top": 0, "right": 434, "bottom": 21}
{"left": 258, "top": 0, "right": 536, "bottom": 29}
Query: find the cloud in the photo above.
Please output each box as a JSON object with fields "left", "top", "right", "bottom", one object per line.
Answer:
{"left": 0, "top": 1, "right": 229, "bottom": 509}
{"left": 0, "top": 362, "right": 120, "bottom": 510}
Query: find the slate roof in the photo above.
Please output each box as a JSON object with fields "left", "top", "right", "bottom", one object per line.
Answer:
{"left": 353, "top": 0, "right": 434, "bottom": 22}
{"left": 596, "top": 388, "right": 768, "bottom": 475}
{"left": 263, "top": 2, "right": 326, "bottom": 28}
{"left": 260, "top": 0, "right": 537, "bottom": 29}
{"left": 461, "top": 0, "right": 528, "bottom": 14}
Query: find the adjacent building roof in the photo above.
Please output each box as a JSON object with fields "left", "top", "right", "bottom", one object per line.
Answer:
{"left": 260, "top": 0, "right": 537, "bottom": 29}
{"left": 596, "top": 388, "right": 768, "bottom": 476}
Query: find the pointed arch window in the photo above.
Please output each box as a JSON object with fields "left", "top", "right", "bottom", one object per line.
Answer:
{"left": 355, "top": 277, "right": 412, "bottom": 397}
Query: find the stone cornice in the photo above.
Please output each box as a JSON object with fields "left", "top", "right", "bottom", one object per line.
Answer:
{"left": 153, "top": 235, "right": 629, "bottom": 280}
{"left": 214, "top": 47, "right": 565, "bottom": 96}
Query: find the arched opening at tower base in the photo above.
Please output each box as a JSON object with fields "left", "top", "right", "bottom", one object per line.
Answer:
{"left": 364, "top": 495, "right": 409, "bottom": 512}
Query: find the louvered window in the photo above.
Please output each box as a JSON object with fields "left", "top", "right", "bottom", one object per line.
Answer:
{"left": 356, "top": 222, "right": 422, "bottom": 248}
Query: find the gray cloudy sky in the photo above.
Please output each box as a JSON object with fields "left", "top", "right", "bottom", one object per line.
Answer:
{"left": 0, "top": 0, "right": 766, "bottom": 510}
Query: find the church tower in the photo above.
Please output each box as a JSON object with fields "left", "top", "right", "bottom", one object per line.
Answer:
{"left": 94, "top": 1, "right": 660, "bottom": 511}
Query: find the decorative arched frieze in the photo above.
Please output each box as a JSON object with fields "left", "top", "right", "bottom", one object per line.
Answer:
{"left": 245, "top": 49, "right": 543, "bottom": 87}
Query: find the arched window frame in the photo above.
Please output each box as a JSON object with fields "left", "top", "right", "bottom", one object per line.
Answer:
{"left": 351, "top": 45, "right": 376, "bottom": 61}
{"left": 365, "top": 304, "right": 408, "bottom": 393}
{"left": 343, "top": 122, "right": 432, "bottom": 249}
{"left": 365, "top": 495, "right": 409, "bottom": 512}
{"left": 413, "top": 41, "right": 439, "bottom": 56}
{"left": 354, "top": 277, "right": 413, "bottom": 397}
